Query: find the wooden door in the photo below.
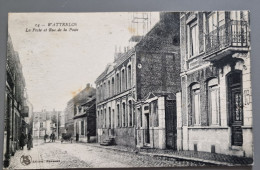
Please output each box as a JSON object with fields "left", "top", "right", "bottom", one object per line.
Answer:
{"left": 228, "top": 71, "right": 243, "bottom": 146}
{"left": 165, "top": 100, "right": 177, "bottom": 149}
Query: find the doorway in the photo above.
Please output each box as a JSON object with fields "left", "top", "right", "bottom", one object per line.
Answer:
{"left": 228, "top": 71, "right": 243, "bottom": 146}
{"left": 165, "top": 100, "right": 177, "bottom": 149}
{"left": 145, "top": 114, "right": 150, "bottom": 144}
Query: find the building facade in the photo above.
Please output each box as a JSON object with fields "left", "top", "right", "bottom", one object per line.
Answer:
{"left": 177, "top": 11, "right": 252, "bottom": 157}
{"left": 4, "top": 34, "right": 29, "bottom": 167}
{"left": 96, "top": 12, "right": 181, "bottom": 149}
{"left": 64, "top": 84, "right": 96, "bottom": 138}
{"left": 73, "top": 97, "right": 96, "bottom": 142}
{"left": 32, "top": 110, "right": 61, "bottom": 138}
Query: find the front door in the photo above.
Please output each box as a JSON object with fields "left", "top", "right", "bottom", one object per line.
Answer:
{"left": 165, "top": 100, "right": 177, "bottom": 149}
{"left": 228, "top": 71, "right": 243, "bottom": 146}
{"left": 145, "top": 114, "right": 150, "bottom": 144}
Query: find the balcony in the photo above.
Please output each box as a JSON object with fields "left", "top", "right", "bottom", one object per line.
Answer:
{"left": 204, "top": 20, "right": 249, "bottom": 60}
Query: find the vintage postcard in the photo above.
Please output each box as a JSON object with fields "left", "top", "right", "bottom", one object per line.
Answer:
{"left": 3, "top": 11, "right": 253, "bottom": 169}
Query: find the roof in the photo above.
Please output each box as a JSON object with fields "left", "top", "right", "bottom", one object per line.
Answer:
{"left": 95, "top": 48, "right": 135, "bottom": 83}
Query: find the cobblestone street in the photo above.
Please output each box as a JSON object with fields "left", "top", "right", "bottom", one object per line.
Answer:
{"left": 7, "top": 139, "right": 206, "bottom": 169}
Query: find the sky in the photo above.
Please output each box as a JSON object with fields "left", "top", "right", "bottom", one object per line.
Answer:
{"left": 8, "top": 12, "right": 159, "bottom": 112}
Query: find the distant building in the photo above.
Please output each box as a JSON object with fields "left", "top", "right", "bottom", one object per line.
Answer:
{"left": 32, "top": 110, "right": 61, "bottom": 138}
{"left": 73, "top": 97, "right": 96, "bottom": 142}
{"left": 95, "top": 12, "right": 181, "bottom": 149}
{"left": 4, "top": 34, "right": 30, "bottom": 167}
{"left": 177, "top": 11, "right": 252, "bottom": 157}
{"left": 64, "top": 84, "right": 96, "bottom": 138}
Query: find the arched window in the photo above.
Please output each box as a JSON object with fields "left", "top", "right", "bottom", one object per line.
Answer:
{"left": 122, "top": 103, "right": 126, "bottom": 127}
{"left": 117, "top": 104, "right": 120, "bottom": 127}
{"left": 108, "top": 80, "right": 111, "bottom": 98}
{"left": 127, "top": 65, "right": 132, "bottom": 89}
{"left": 207, "top": 78, "right": 220, "bottom": 125}
{"left": 116, "top": 73, "right": 120, "bottom": 93}
{"left": 112, "top": 77, "right": 115, "bottom": 96}
{"left": 121, "top": 69, "right": 125, "bottom": 91}
{"left": 191, "top": 83, "right": 201, "bottom": 125}
{"left": 128, "top": 100, "right": 132, "bottom": 126}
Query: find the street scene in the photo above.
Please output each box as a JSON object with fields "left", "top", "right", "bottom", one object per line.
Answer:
{"left": 4, "top": 11, "right": 253, "bottom": 169}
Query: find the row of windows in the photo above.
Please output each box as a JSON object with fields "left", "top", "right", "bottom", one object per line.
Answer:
{"left": 191, "top": 78, "right": 220, "bottom": 126}
{"left": 97, "top": 100, "right": 134, "bottom": 129}
{"left": 187, "top": 11, "right": 249, "bottom": 58}
{"left": 97, "top": 65, "right": 132, "bottom": 102}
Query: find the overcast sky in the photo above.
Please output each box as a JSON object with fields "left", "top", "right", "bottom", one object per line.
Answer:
{"left": 8, "top": 12, "right": 159, "bottom": 112}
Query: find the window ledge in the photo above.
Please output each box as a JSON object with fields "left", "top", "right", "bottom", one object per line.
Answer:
{"left": 187, "top": 52, "right": 205, "bottom": 61}
{"left": 188, "top": 126, "right": 229, "bottom": 129}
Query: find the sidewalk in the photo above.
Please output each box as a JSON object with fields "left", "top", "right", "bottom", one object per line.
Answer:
{"left": 80, "top": 142, "right": 253, "bottom": 166}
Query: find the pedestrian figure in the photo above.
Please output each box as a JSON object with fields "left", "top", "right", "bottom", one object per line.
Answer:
{"left": 52, "top": 133, "right": 56, "bottom": 142}
{"left": 50, "top": 132, "right": 55, "bottom": 142}
{"left": 19, "top": 132, "right": 26, "bottom": 150}
{"left": 27, "top": 133, "right": 33, "bottom": 150}
{"left": 76, "top": 133, "right": 79, "bottom": 142}
{"left": 44, "top": 134, "right": 48, "bottom": 143}
{"left": 87, "top": 130, "right": 90, "bottom": 143}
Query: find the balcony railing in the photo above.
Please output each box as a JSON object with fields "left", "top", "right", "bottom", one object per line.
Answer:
{"left": 205, "top": 20, "right": 248, "bottom": 56}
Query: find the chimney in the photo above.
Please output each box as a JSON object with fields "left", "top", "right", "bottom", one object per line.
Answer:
{"left": 86, "top": 83, "right": 90, "bottom": 88}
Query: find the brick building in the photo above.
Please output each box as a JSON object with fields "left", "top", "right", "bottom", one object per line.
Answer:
{"left": 177, "top": 11, "right": 252, "bottom": 157}
{"left": 4, "top": 34, "right": 29, "bottom": 167}
{"left": 96, "top": 12, "right": 181, "bottom": 149}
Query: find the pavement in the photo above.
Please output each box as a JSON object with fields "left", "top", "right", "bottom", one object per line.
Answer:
{"left": 79, "top": 142, "right": 254, "bottom": 167}
{"left": 6, "top": 139, "right": 207, "bottom": 169}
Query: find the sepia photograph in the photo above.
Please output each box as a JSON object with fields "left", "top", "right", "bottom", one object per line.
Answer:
{"left": 3, "top": 11, "right": 253, "bottom": 169}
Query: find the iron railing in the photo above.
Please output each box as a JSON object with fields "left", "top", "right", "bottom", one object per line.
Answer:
{"left": 205, "top": 20, "right": 248, "bottom": 56}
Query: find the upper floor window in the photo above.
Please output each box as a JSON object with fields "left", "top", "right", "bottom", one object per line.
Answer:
{"left": 111, "top": 78, "right": 115, "bottom": 96}
{"left": 189, "top": 21, "right": 199, "bottom": 57}
{"left": 208, "top": 11, "right": 225, "bottom": 33}
{"left": 40, "top": 122, "right": 43, "bottom": 128}
{"left": 116, "top": 73, "right": 120, "bottom": 94}
{"left": 127, "top": 65, "right": 132, "bottom": 89}
{"left": 108, "top": 80, "right": 111, "bottom": 98}
{"left": 121, "top": 69, "right": 125, "bottom": 91}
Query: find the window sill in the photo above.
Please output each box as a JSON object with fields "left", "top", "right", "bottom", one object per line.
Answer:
{"left": 188, "top": 126, "right": 229, "bottom": 129}
{"left": 187, "top": 52, "right": 205, "bottom": 61}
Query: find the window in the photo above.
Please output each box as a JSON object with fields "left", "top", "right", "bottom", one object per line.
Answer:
{"left": 116, "top": 73, "right": 120, "bottom": 93}
{"left": 122, "top": 103, "right": 126, "bottom": 127}
{"left": 129, "top": 100, "right": 132, "bottom": 126}
{"left": 127, "top": 65, "right": 132, "bottom": 89}
{"left": 208, "top": 78, "right": 220, "bottom": 125}
{"left": 117, "top": 104, "right": 120, "bottom": 127}
{"left": 104, "top": 109, "right": 106, "bottom": 128}
{"left": 40, "top": 122, "right": 43, "bottom": 128}
{"left": 108, "top": 107, "right": 111, "bottom": 128}
{"left": 191, "top": 83, "right": 201, "bottom": 125}
{"left": 112, "top": 109, "right": 114, "bottom": 128}
{"left": 189, "top": 21, "right": 199, "bottom": 57}
{"left": 121, "top": 69, "right": 125, "bottom": 91}
{"left": 112, "top": 78, "right": 115, "bottom": 96}
{"left": 108, "top": 80, "right": 111, "bottom": 97}
{"left": 138, "top": 107, "right": 142, "bottom": 128}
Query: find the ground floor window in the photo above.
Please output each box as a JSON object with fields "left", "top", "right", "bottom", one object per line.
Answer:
{"left": 191, "top": 83, "right": 201, "bottom": 125}
{"left": 208, "top": 78, "right": 220, "bottom": 125}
